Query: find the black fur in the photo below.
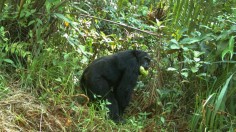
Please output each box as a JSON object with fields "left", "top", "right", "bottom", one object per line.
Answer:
{"left": 80, "top": 50, "right": 151, "bottom": 123}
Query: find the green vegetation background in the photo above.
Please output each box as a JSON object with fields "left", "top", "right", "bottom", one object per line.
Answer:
{"left": 0, "top": 0, "right": 235, "bottom": 131}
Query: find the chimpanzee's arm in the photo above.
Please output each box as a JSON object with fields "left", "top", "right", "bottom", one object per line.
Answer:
{"left": 115, "top": 67, "right": 139, "bottom": 114}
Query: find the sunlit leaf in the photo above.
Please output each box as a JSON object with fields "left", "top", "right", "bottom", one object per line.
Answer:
{"left": 161, "top": 117, "right": 165, "bottom": 123}
{"left": 181, "top": 72, "right": 188, "bottom": 78}
{"left": 193, "top": 57, "right": 200, "bottom": 62}
{"left": 170, "top": 39, "right": 178, "bottom": 44}
{"left": 167, "top": 67, "right": 177, "bottom": 71}
{"left": 193, "top": 51, "right": 204, "bottom": 57}
{"left": 55, "top": 78, "right": 62, "bottom": 82}
{"left": 191, "top": 66, "right": 198, "bottom": 73}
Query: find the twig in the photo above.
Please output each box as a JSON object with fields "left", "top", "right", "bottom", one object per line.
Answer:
{"left": 39, "top": 104, "right": 43, "bottom": 132}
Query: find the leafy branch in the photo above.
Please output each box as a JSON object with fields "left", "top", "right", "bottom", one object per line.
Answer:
{"left": 68, "top": 13, "right": 161, "bottom": 37}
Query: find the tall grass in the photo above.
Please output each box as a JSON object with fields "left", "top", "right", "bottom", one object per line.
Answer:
{"left": 191, "top": 73, "right": 235, "bottom": 131}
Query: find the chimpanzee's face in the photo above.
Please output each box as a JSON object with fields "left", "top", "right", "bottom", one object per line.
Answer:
{"left": 140, "top": 56, "right": 151, "bottom": 70}
{"left": 133, "top": 50, "right": 151, "bottom": 70}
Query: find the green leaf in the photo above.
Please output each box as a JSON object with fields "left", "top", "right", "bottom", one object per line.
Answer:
{"left": 160, "top": 117, "right": 165, "bottom": 123}
{"left": 64, "top": 53, "right": 70, "bottom": 60}
{"left": 210, "top": 73, "right": 234, "bottom": 128}
{"left": 169, "top": 39, "right": 180, "bottom": 49}
{"left": 221, "top": 36, "right": 235, "bottom": 60}
{"left": 230, "top": 25, "right": 236, "bottom": 32}
{"left": 193, "top": 51, "right": 204, "bottom": 58}
{"left": 203, "top": 93, "right": 216, "bottom": 108}
{"left": 3, "top": 59, "right": 14, "bottom": 64}
{"left": 215, "top": 74, "right": 234, "bottom": 111}
{"left": 181, "top": 72, "right": 188, "bottom": 78}
{"left": 54, "top": 13, "right": 71, "bottom": 23}
{"left": 36, "top": 18, "right": 43, "bottom": 25}
{"left": 170, "top": 39, "right": 178, "bottom": 44}
{"left": 217, "top": 30, "right": 229, "bottom": 41}
{"left": 229, "top": 36, "right": 235, "bottom": 52}
{"left": 191, "top": 66, "right": 198, "bottom": 73}
{"left": 193, "top": 57, "right": 200, "bottom": 62}
{"left": 28, "top": 20, "right": 35, "bottom": 26}
{"left": 167, "top": 67, "right": 177, "bottom": 71}
{"left": 72, "top": 5, "right": 89, "bottom": 14}
{"left": 179, "top": 37, "right": 201, "bottom": 44}
{"left": 55, "top": 78, "right": 62, "bottom": 82}
{"left": 170, "top": 44, "right": 180, "bottom": 49}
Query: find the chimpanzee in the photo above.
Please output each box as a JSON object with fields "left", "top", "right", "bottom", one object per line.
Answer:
{"left": 80, "top": 50, "right": 151, "bottom": 123}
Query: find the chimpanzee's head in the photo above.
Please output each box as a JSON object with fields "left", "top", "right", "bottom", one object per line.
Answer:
{"left": 134, "top": 50, "right": 151, "bottom": 70}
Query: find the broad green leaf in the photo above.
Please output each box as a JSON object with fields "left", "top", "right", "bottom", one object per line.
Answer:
{"left": 179, "top": 37, "right": 201, "bottom": 44}
{"left": 170, "top": 39, "right": 178, "bottom": 44}
{"left": 191, "top": 66, "right": 198, "bottom": 73}
{"left": 170, "top": 44, "right": 180, "bottom": 49}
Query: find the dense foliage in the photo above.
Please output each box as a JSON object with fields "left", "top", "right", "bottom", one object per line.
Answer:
{"left": 0, "top": 0, "right": 235, "bottom": 131}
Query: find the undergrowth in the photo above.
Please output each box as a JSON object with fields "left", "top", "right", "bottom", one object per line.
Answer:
{"left": 0, "top": 0, "right": 236, "bottom": 131}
